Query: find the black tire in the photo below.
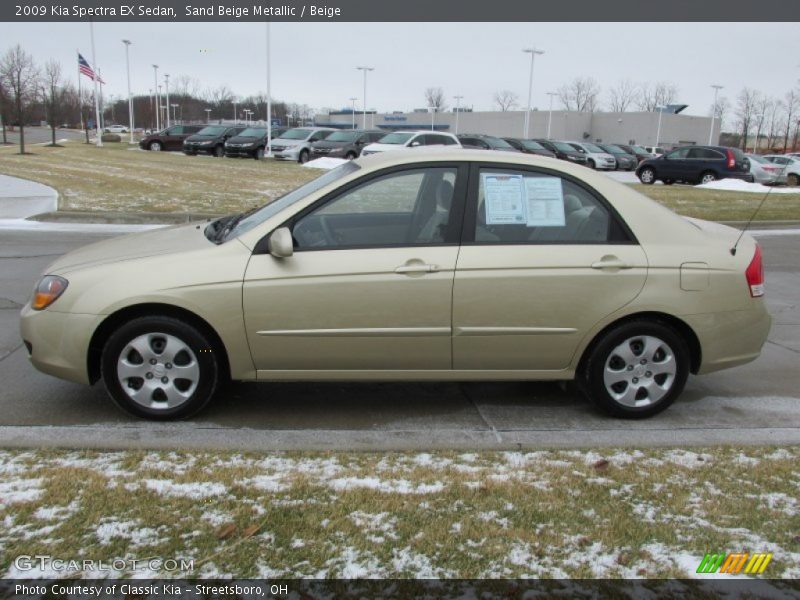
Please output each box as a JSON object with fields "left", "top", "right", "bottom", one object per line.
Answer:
{"left": 255, "top": 147, "right": 265, "bottom": 160}
{"left": 587, "top": 159, "right": 596, "bottom": 170}
{"left": 345, "top": 151, "right": 357, "bottom": 160}
{"left": 787, "top": 173, "right": 799, "bottom": 187}
{"left": 699, "top": 171, "right": 717, "bottom": 185}
{"left": 100, "top": 316, "right": 219, "bottom": 420}
{"left": 213, "top": 145, "right": 224, "bottom": 157}
{"left": 580, "top": 320, "right": 689, "bottom": 419}
{"left": 149, "top": 141, "right": 162, "bottom": 152}
{"left": 298, "top": 149, "right": 309, "bottom": 164}
{"left": 638, "top": 167, "right": 656, "bottom": 185}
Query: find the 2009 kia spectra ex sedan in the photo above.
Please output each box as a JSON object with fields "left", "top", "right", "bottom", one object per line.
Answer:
{"left": 20, "top": 148, "right": 771, "bottom": 420}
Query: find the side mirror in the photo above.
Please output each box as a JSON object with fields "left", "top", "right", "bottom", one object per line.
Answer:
{"left": 410, "top": 141, "right": 421, "bottom": 147}
{"left": 268, "top": 227, "right": 294, "bottom": 258}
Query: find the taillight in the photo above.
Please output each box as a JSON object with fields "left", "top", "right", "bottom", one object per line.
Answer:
{"left": 726, "top": 149, "right": 736, "bottom": 169}
{"left": 745, "top": 245, "right": 764, "bottom": 297}
{"left": 762, "top": 166, "right": 780, "bottom": 172}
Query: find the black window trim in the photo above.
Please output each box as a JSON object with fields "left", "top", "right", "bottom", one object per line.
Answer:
{"left": 254, "top": 161, "right": 470, "bottom": 254}
{"left": 461, "top": 161, "right": 639, "bottom": 247}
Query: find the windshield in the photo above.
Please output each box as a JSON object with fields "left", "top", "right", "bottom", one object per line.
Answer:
{"left": 521, "top": 140, "right": 545, "bottom": 151}
{"left": 603, "top": 145, "right": 625, "bottom": 154}
{"left": 377, "top": 132, "right": 414, "bottom": 145}
{"left": 197, "top": 126, "right": 227, "bottom": 136}
{"left": 631, "top": 145, "right": 648, "bottom": 154}
{"left": 324, "top": 131, "right": 361, "bottom": 142}
{"left": 238, "top": 128, "right": 266, "bottom": 138}
{"left": 553, "top": 142, "right": 577, "bottom": 152}
{"left": 224, "top": 161, "right": 361, "bottom": 241}
{"left": 583, "top": 143, "right": 605, "bottom": 153}
{"left": 279, "top": 128, "right": 315, "bottom": 140}
{"left": 485, "top": 137, "right": 515, "bottom": 150}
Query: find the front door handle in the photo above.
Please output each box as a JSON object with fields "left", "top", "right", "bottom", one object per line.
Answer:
{"left": 395, "top": 263, "right": 439, "bottom": 274}
{"left": 591, "top": 256, "right": 632, "bottom": 270}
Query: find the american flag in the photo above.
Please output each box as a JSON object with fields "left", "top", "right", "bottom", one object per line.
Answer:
{"left": 78, "top": 53, "right": 104, "bottom": 84}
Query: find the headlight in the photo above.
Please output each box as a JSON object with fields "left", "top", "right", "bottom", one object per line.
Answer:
{"left": 31, "top": 275, "right": 68, "bottom": 310}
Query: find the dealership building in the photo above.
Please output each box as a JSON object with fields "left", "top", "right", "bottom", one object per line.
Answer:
{"left": 315, "top": 106, "right": 719, "bottom": 149}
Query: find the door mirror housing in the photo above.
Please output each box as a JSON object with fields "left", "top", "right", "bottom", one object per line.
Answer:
{"left": 268, "top": 227, "right": 294, "bottom": 258}
{"left": 410, "top": 141, "right": 421, "bottom": 147}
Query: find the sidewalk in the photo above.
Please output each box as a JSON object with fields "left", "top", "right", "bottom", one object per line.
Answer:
{"left": 0, "top": 173, "right": 58, "bottom": 218}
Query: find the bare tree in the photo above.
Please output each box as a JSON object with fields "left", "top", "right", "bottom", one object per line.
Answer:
{"left": 493, "top": 90, "right": 518, "bottom": 112}
{"left": 607, "top": 79, "right": 639, "bottom": 112}
{"left": 42, "top": 59, "right": 63, "bottom": 146}
{"left": 767, "top": 100, "right": 784, "bottom": 149}
{"left": 557, "top": 77, "right": 600, "bottom": 112}
{"left": 735, "top": 88, "right": 759, "bottom": 151}
{"left": 204, "top": 85, "right": 233, "bottom": 109}
{"left": 0, "top": 44, "right": 39, "bottom": 154}
{"left": 424, "top": 87, "right": 448, "bottom": 112}
{"left": 0, "top": 76, "right": 8, "bottom": 144}
{"left": 171, "top": 75, "right": 201, "bottom": 99}
{"left": 751, "top": 95, "right": 771, "bottom": 153}
{"left": 637, "top": 81, "right": 678, "bottom": 111}
{"left": 709, "top": 95, "right": 731, "bottom": 132}
{"left": 782, "top": 89, "right": 798, "bottom": 152}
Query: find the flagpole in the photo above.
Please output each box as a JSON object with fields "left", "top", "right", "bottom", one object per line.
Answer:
{"left": 89, "top": 21, "right": 103, "bottom": 147}
{"left": 265, "top": 21, "right": 272, "bottom": 157}
{"left": 77, "top": 50, "right": 84, "bottom": 132}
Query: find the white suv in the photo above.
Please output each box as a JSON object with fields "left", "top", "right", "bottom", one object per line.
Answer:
{"left": 361, "top": 130, "right": 461, "bottom": 156}
{"left": 566, "top": 141, "right": 617, "bottom": 170}
{"left": 271, "top": 127, "right": 336, "bottom": 163}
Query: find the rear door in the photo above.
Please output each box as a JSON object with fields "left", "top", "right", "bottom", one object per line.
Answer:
{"left": 452, "top": 163, "right": 647, "bottom": 371}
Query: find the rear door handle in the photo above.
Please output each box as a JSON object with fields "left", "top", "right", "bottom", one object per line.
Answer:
{"left": 395, "top": 263, "right": 439, "bottom": 274}
{"left": 591, "top": 257, "right": 632, "bottom": 270}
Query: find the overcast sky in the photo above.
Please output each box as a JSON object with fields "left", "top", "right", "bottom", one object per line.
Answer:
{"left": 4, "top": 22, "right": 799, "bottom": 116}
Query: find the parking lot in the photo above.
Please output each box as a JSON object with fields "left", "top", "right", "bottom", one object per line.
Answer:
{"left": 1, "top": 227, "right": 798, "bottom": 451}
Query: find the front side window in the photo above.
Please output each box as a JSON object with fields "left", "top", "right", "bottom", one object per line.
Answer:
{"left": 688, "top": 148, "right": 723, "bottom": 159}
{"left": 376, "top": 132, "right": 413, "bottom": 145}
{"left": 666, "top": 148, "right": 690, "bottom": 159}
{"left": 473, "top": 168, "right": 615, "bottom": 244}
{"left": 292, "top": 167, "right": 458, "bottom": 250}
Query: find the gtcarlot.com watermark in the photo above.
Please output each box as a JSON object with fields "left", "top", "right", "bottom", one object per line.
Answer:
{"left": 14, "top": 554, "right": 194, "bottom": 574}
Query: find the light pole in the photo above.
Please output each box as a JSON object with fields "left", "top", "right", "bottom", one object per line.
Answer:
{"left": 205, "top": 108, "right": 211, "bottom": 123}
{"left": 233, "top": 98, "right": 238, "bottom": 124}
{"left": 709, "top": 84, "right": 723, "bottom": 145}
{"left": 157, "top": 84, "right": 163, "bottom": 128}
{"left": 148, "top": 88, "right": 153, "bottom": 130}
{"left": 546, "top": 91, "right": 557, "bottom": 139}
{"left": 429, "top": 106, "right": 436, "bottom": 131}
{"left": 265, "top": 21, "right": 273, "bottom": 156}
{"left": 356, "top": 66, "right": 374, "bottom": 129}
{"left": 522, "top": 46, "right": 544, "bottom": 138}
{"left": 164, "top": 74, "right": 171, "bottom": 128}
{"left": 122, "top": 39, "right": 134, "bottom": 144}
{"left": 152, "top": 65, "right": 159, "bottom": 131}
{"left": 453, "top": 95, "right": 463, "bottom": 135}
{"left": 171, "top": 103, "right": 179, "bottom": 124}
{"left": 349, "top": 97, "right": 357, "bottom": 129}
{"left": 655, "top": 106, "right": 664, "bottom": 148}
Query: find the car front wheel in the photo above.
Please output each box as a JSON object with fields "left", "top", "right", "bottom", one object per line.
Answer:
{"left": 299, "top": 149, "right": 309, "bottom": 163}
{"left": 255, "top": 147, "right": 265, "bottom": 160}
{"left": 100, "top": 316, "right": 219, "bottom": 420}
{"left": 581, "top": 320, "right": 689, "bottom": 418}
{"left": 149, "top": 141, "right": 162, "bottom": 151}
{"left": 638, "top": 167, "right": 656, "bottom": 184}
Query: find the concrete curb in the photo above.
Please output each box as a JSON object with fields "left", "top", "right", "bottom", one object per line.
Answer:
{"left": 0, "top": 174, "right": 58, "bottom": 218}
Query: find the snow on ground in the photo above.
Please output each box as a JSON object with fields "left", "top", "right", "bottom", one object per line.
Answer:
{"left": 696, "top": 178, "right": 799, "bottom": 194}
{"left": 302, "top": 157, "right": 348, "bottom": 170}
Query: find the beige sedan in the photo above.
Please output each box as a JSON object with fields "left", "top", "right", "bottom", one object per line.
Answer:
{"left": 20, "top": 149, "right": 770, "bottom": 420}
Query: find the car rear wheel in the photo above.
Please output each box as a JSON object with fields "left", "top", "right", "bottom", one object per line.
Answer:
{"left": 345, "top": 151, "right": 357, "bottom": 160}
{"left": 100, "top": 316, "right": 219, "bottom": 420}
{"left": 255, "top": 147, "right": 265, "bottom": 160}
{"left": 787, "top": 173, "right": 799, "bottom": 187}
{"left": 587, "top": 159, "right": 596, "bottom": 169}
{"left": 638, "top": 167, "right": 656, "bottom": 184}
{"left": 580, "top": 320, "right": 689, "bottom": 419}
{"left": 213, "top": 145, "right": 224, "bottom": 157}
{"left": 149, "top": 141, "right": 162, "bottom": 152}
{"left": 299, "top": 149, "right": 309, "bottom": 164}
{"left": 699, "top": 171, "right": 717, "bottom": 185}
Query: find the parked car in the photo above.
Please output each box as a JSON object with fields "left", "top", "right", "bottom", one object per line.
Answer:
{"left": 224, "top": 127, "right": 288, "bottom": 159}
{"left": 457, "top": 134, "right": 520, "bottom": 152}
{"left": 21, "top": 148, "right": 769, "bottom": 421}
{"left": 138, "top": 125, "right": 204, "bottom": 152}
{"left": 183, "top": 125, "right": 246, "bottom": 157}
{"left": 502, "top": 138, "right": 557, "bottom": 158}
{"left": 643, "top": 146, "right": 666, "bottom": 157}
{"left": 613, "top": 144, "right": 652, "bottom": 163}
{"left": 762, "top": 155, "right": 800, "bottom": 187}
{"left": 532, "top": 139, "right": 588, "bottom": 165}
{"left": 785, "top": 152, "right": 800, "bottom": 160}
{"left": 271, "top": 127, "right": 336, "bottom": 163}
{"left": 310, "top": 129, "right": 385, "bottom": 160}
{"left": 104, "top": 124, "right": 129, "bottom": 134}
{"left": 636, "top": 146, "right": 754, "bottom": 185}
{"left": 361, "top": 131, "right": 461, "bottom": 156}
{"left": 566, "top": 142, "right": 617, "bottom": 170}
{"left": 596, "top": 144, "right": 638, "bottom": 171}
{"left": 746, "top": 154, "right": 786, "bottom": 185}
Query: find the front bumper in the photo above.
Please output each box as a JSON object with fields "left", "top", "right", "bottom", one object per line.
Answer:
{"left": 225, "top": 146, "right": 256, "bottom": 157}
{"left": 311, "top": 148, "right": 347, "bottom": 158}
{"left": 272, "top": 146, "right": 302, "bottom": 160}
{"left": 19, "top": 303, "right": 104, "bottom": 385}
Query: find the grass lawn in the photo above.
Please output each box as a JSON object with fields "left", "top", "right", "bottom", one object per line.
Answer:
{"left": 1, "top": 447, "right": 799, "bottom": 579}
{"left": 1, "top": 141, "right": 799, "bottom": 221}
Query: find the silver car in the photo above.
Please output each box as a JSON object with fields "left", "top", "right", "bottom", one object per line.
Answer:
{"left": 762, "top": 155, "right": 800, "bottom": 187}
{"left": 746, "top": 154, "right": 786, "bottom": 185}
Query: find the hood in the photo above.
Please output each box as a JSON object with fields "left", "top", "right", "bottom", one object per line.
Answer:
{"left": 185, "top": 134, "right": 220, "bottom": 142}
{"left": 272, "top": 138, "right": 306, "bottom": 147}
{"left": 226, "top": 134, "right": 264, "bottom": 144}
{"left": 362, "top": 142, "right": 406, "bottom": 152}
{"left": 45, "top": 222, "right": 212, "bottom": 275}
{"left": 313, "top": 140, "right": 350, "bottom": 149}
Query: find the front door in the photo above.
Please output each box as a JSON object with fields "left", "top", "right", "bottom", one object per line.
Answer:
{"left": 453, "top": 165, "right": 648, "bottom": 371}
{"left": 243, "top": 164, "right": 466, "bottom": 373}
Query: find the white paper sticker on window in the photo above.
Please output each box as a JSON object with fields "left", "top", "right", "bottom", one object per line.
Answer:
{"left": 524, "top": 177, "right": 566, "bottom": 227}
{"left": 482, "top": 173, "right": 525, "bottom": 225}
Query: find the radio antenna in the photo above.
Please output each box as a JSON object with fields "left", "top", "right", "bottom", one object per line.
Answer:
{"left": 730, "top": 159, "right": 791, "bottom": 256}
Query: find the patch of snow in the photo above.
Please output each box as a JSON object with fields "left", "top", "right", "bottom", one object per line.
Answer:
{"left": 327, "top": 477, "right": 444, "bottom": 494}
{"left": 302, "top": 157, "right": 348, "bottom": 170}
{"left": 695, "top": 179, "right": 800, "bottom": 194}
{"left": 143, "top": 479, "right": 227, "bottom": 499}
{"left": 0, "top": 478, "right": 44, "bottom": 507}
{"left": 662, "top": 449, "right": 713, "bottom": 468}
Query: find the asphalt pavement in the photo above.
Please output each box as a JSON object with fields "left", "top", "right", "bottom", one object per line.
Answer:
{"left": 0, "top": 228, "right": 798, "bottom": 451}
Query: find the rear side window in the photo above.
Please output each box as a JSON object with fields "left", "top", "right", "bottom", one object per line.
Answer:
{"left": 472, "top": 168, "right": 623, "bottom": 244}
{"left": 688, "top": 148, "right": 724, "bottom": 159}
